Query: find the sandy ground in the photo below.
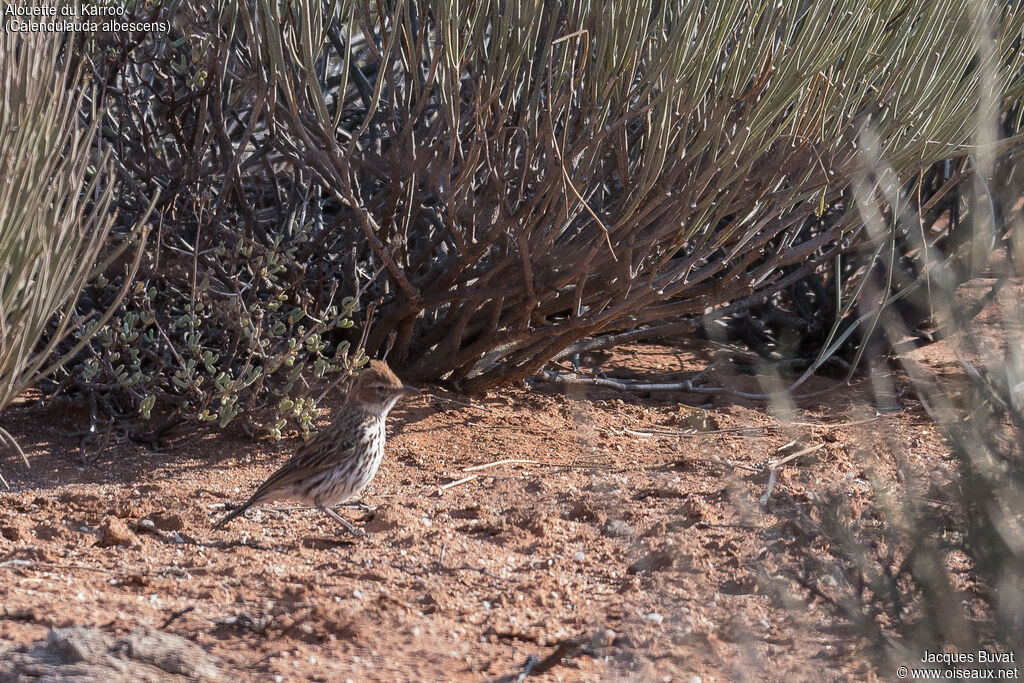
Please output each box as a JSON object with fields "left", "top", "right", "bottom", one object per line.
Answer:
{"left": 0, "top": 313, "right": 989, "bottom": 681}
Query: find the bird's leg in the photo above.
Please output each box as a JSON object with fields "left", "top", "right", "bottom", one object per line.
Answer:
{"left": 319, "top": 506, "right": 368, "bottom": 537}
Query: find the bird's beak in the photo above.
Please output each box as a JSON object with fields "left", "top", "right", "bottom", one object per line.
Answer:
{"left": 400, "top": 385, "right": 420, "bottom": 396}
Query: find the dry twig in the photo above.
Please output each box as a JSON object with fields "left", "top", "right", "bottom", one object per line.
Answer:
{"left": 463, "top": 459, "right": 543, "bottom": 472}
{"left": 437, "top": 474, "right": 479, "bottom": 492}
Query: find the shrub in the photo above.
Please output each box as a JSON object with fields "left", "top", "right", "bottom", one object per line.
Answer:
{"left": 238, "top": 0, "right": 1024, "bottom": 392}
{"left": 0, "top": 30, "right": 149, "bottom": 474}
{"left": 61, "top": 1, "right": 1024, "bottom": 431}
{"left": 76, "top": 231, "right": 362, "bottom": 438}
{"left": 48, "top": 2, "right": 362, "bottom": 437}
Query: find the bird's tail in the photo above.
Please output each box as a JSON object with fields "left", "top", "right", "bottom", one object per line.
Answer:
{"left": 213, "top": 499, "right": 254, "bottom": 529}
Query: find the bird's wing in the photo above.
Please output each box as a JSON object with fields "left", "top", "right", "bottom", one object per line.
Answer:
{"left": 244, "top": 415, "right": 368, "bottom": 504}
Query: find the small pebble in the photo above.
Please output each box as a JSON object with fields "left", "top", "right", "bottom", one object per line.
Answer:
{"left": 574, "top": 551, "right": 585, "bottom": 562}
{"left": 601, "top": 519, "right": 635, "bottom": 539}
{"left": 646, "top": 612, "right": 664, "bottom": 624}
{"left": 138, "top": 518, "right": 156, "bottom": 530}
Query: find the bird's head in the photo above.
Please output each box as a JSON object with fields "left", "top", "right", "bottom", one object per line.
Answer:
{"left": 350, "top": 360, "right": 418, "bottom": 414}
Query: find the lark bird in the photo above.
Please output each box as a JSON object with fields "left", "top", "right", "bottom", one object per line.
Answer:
{"left": 214, "top": 360, "right": 417, "bottom": 534}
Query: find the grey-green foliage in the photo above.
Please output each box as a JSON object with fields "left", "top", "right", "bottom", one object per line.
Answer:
{"left": 0, "top": 30, "right": 149, "bottom": 460}
{"left": 49, "top": 0, "right": 366, "bottom": 439}
{"left": 238, "top": 0, "right": 1024, "bottom": 392}
{"left": 85, "top": 227, "right": 362, "bottom": 439}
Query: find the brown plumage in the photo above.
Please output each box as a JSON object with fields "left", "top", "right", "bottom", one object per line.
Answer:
{"left": 213, "top": 360, "right": 417, "bottom": 534}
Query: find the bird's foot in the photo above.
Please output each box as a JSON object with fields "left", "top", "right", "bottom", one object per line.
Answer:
{"left": 341, "top": 501, "right": 377, "bottom": 512}
{"left": 320, "top": 506, "right": 369, "bottom": 537}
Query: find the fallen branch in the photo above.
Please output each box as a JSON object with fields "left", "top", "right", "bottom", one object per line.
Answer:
{"left": 0, "top": 559, "right": 115, "bottom": 573}
{"left": 438, "top": 474, "right": 479, "bottom": 492}
{"left": 760, "top": 443, "right": 826, "bottom": 505}
{"left": 694, "top": 521, "right": 766, "bottom": 530}
{"left": 768, "top": 443, "right": 825, "bottom": 469}
{"left": 536, "top": 370, "right": 841, "bottom": 400}
{"left": 623, "top": 414, "right": 885, "bottom": 438}
{"left": 463, "top": 459, "right": 543, "bottom": 472}
{"left": 466, "top": 422, "right": 549, "bottom": 432}
{"left": 537, "top": 370, "right": 709, "bottom": 393}
{"left": 518, "top": 636, "right": 586, "bottom": 679}
{"left": 759, "top": 469, "right": 780, "bottom": 506}
{"left": 160, "top": 606, "right": 196, "bottom": 629}
{"left": 623, "top": 425, "right": 778, "bottom": 437}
